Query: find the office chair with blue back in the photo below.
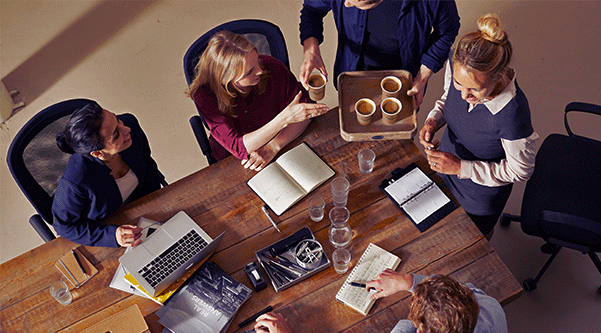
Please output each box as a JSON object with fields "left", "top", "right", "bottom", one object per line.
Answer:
{"left": 6, "top": 99, "right": 167, "bottom": 242}
{"left": 501, "top": 102, "right": 601, "bottom": 295}
{"left": 183, "top": 19, "right": 290, "bottom": 165}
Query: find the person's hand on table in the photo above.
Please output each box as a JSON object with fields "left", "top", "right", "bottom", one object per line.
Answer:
{"left": 425, "top": 148, "right": 461, "bottom": 175}
{"left": 300, "top": 38, "right": 328, "bottom": 90}
{"left": 419, "top": 117, "right": 439, "bottom": 150}
{"left": 116, "top": 225, "right": 143, "bottom": 247}
{"left": 281, "top": 92, "right": 329, "bottom": 124}
{"left": 254, "top": 312, "right": 294, "bottom": 333}
{"left": 242, "top": 143, "right": 278, "bottom": 171}
{"left": 366, "top": 269, "right": 414, "bottom": 301}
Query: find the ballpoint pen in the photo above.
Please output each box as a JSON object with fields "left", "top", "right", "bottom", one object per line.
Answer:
{"left": 261, "top": 205, "right": 281, "bottom": 233}
{"left": 72, "top": 249, "right": 87, "bottom": 277}
{"left": 348, "top": 281, "right": 376, "bottom": 291}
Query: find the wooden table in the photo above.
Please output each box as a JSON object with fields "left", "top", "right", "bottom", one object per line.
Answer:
{"left": 0, "top": 108, "right": 522, "bottom": 333}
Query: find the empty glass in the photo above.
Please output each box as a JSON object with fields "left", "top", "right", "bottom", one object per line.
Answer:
{"left": 329, "top": 207, "right": 352, "bottom": 248}
{"left": 332, "top": 248, "right": 351, "bottom": 274}
{"left": 49, "top": 280, "right": 72, "bottom": 305}
{"left": 307, "top": 196, "right": 325, "bottom": 222}
{"left": 331, "top": 176, "right": 350, "bottom": 207}
{"left": 358, "top": 148, "right": 376, "bottom": 174}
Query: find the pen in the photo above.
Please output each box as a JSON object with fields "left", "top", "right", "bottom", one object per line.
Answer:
{"left": 348, "top": 281, "right": 376, "bottom": 291}
{"left": 72, "top": 249, "right": 87, "bottom": 277}
{"left": 239, "top": 305, "right": 273, "bottom": 328}
{"left": 261, "top": 205, "right": 281, "bottom": 233}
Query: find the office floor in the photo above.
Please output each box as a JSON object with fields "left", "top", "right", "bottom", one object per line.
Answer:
{"left": 1, "top": 1, "right": 600, "bottom": 332}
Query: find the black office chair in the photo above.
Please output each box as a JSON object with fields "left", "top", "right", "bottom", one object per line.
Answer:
{"left": 183, "top": 19, "right": 290, "bottom": 165}
{"left": 501, "top": 102, "right": 601, "bottom": 295}
{"left": 6, "top": 99, "right": 167, "bottom": 242}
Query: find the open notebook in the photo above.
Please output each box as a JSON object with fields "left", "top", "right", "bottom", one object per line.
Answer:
{"left": 247, "top": 142, "right": 335, "bottom": 215}
{"left": 336, "top": 243, "right": 401, "bottom": 315}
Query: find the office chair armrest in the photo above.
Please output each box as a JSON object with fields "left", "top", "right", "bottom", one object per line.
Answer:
{"left": 540, "top": 210, "right": 601, "bottom": 236}
{"left": 158, "top": 170, "right": 168, "bottom": 187}
{"left": 190, "top": 115, "right": 218, "bottom": 164}
{"left": 564, "top": 102, "right": 601, "bottom": 137}
{"left": 29, "top": 214, "right": 56, "bottom": 242}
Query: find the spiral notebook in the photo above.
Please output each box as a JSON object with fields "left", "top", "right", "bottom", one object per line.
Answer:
{"left": 379, "top": 163, "right": 457, "bottom": 232}
{"left": 335, "top": 243, "right": 401, "bottom": 315}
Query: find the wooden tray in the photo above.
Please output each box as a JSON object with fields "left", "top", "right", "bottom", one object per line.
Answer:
{"left": 338, "top": 70, "right": 417, "bottom": 141}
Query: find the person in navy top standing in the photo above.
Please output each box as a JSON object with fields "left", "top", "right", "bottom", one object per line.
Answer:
{"left": 419, "top": 14, "right": 539, "bottom": 239}
{"left": 299, "top": 0, "right": 460, "bottom": 107}
{"left": 52, "top": 101, "right": 163, "bottom": 247}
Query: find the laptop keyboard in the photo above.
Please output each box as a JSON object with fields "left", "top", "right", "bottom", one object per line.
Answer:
{"left": 138, "top": 229, "right": 208, "bottom": 288}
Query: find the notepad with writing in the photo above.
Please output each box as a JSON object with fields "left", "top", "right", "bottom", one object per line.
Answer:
{"left": 247, "top": 142, "right": 335, "bottom": 216}
{"left": 379, "top": 163, "right": 457, "bottom": 232}
{"left": 336, "top": 243, "right": 401, "bottom": 315}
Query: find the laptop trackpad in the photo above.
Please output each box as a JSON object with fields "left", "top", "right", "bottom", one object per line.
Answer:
{"left": 142, "top": 229, "right": 174, "bottom": 257}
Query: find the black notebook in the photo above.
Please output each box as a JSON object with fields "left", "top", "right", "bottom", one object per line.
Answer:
{"left": 379, "top": 163, "right": 457, "bottom": 232}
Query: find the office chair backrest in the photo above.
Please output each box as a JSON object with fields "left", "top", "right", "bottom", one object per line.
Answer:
{"left": 7, "top": 99, "right": 94, "bottom": 225}
{"left": 184, "top": 19, "right": 289, "bottom": 165}
{"left": 184, "top": 19, "right": 290, "bottom": 85}
{"left": 520, "top": 102, "right": 601, "bottom": 246}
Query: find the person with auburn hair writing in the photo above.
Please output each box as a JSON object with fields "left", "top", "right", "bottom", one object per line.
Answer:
{"left": 187, "top": 31, "right": 329, "bottom": 171}
{"left": 419, "top": 14, "right": 539, "bottom": 238}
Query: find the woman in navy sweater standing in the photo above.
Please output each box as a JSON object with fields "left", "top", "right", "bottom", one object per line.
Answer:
{"left": 52, "top": 101, "right": 163, "bottom": 247}
{"left": 419, "top": 14, "right": 539, "bottom": 239}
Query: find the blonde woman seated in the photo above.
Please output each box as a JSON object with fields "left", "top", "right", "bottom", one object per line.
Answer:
{"left": 187, "top": 31, "right": 329, "bottom": 170}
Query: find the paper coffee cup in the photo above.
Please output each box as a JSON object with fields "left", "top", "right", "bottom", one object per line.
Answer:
{"left": 380, "top": 97, "right": 402, "bottom": 125}
{"left": 381, "top": 76, "right": 402, "bottom": 98}
{"left": 355, "top": 98, "right": 376, "bottom": 126}
{"left": 308, "top": 73, "right": 326, "bottom": 101}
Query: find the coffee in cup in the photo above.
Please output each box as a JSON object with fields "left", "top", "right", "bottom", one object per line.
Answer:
{"left": 355, "top": 98, "right": 376, "bottom": 126}
{"left": 308, "top": 72, "right": 326, "bottom": 101}
{"left": 381, "top": 76, "right": 402, "bottom": 98}
{"left": 380, "top": 97, "right": 402, "bottom": 125}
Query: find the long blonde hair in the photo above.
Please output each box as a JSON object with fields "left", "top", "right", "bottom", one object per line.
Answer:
{"left": 453, "top": 14, "right": 513, "bottom": 83}
{"left": 186, "top": 31, "right": 268, "bottom": 117}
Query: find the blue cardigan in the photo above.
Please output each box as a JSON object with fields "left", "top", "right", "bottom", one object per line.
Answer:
{"left": 51, "top": 114, "right": 162, "bottom": 247}
{"left": 300, "top": 0, "right": 460, "bottom": 87}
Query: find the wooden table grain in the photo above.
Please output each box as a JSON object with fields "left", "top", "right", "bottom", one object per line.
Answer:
{"left": 0, "top": 108, "right": 522, "bottom": 333}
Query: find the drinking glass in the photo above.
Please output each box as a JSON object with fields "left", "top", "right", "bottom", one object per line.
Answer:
{"left": 358, "top": 148, "right": 376, "bottom": 174}
{"left": 49, "top": 280, "right": 72, "bottom": 305}
{"left": 332, "top": 248, "right": 351, "bottom": 274}
{"left": 329, "top": 207, "right": 352, "bottom": 248}
{"left": 331, "top": 177, "right": 350, "bottom": 207}
{"left": 307, "top": 196, "right": 325, "bottom": 222}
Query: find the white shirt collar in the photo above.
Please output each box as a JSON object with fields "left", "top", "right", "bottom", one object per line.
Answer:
{"left": 468, "top": 73, "right": 517, "bottom": 114}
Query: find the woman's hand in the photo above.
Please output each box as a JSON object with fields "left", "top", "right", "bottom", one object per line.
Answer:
{"left": 254, "top": 312, "right": 294, "bottom": 333}
{"left": 365, "top": 269, "right": 414, "bottom": 301}
{"left": 300, "top": 37, "right": 327, "bottom": 90}
{"left": 241, "top": 143, "right": 278, "bottom": 171}
{"left": 425, "top": 148, "right": 461, "bottom": 175}
{"left": 116, "top": 225, "right": 143, "bottom": 247}
{"left": 419, "top": 117, "right": 439, "bottom": 150}
{"left": 281, "top": 92, "right": 329, "bottom": 125}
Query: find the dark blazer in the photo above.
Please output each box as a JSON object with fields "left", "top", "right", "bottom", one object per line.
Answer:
{"left": 51, "top": 114, "right": 162, "bottom": 247}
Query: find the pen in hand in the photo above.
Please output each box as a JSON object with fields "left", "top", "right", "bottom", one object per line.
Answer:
{"left": 348, "top": 281, "right": 376, "bottom": 291}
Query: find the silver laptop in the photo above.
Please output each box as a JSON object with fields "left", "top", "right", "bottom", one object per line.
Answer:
{"left": 119, "top": 211, "right": 224, "bottom": 297}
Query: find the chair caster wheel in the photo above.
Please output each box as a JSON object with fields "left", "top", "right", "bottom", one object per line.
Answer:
{"left": 541, "top": 243, "right": 559, "bottom": 254}
{"left": 523, "top": 278, "right": 537, "bottom": 292}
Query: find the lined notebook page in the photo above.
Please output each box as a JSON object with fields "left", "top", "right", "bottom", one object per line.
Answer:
{"left": 336, "top": 243, "right": 401, "bottom": 315}
{"left": 384, "top": 167, "right": 450, "bottom": 224}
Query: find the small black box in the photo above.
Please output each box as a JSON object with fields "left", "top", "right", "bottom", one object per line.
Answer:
{"left": 245, "top": 261, "right": 267, "bottom": 292}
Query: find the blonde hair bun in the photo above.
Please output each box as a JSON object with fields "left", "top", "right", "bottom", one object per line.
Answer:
{"left": 477, "top": 14, "right": 508, "bottom": 44}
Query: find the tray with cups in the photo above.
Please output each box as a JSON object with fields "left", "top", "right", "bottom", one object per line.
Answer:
{"left": 255, "top": 227, "right": 330, "bottom": 292}
{"left": 338, "top": 69, "right": 417, "bottom": 141}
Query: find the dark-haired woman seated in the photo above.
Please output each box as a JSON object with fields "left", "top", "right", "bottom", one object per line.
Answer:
{"left": 52, "top": 101, "right": 163, "bottom": 247}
